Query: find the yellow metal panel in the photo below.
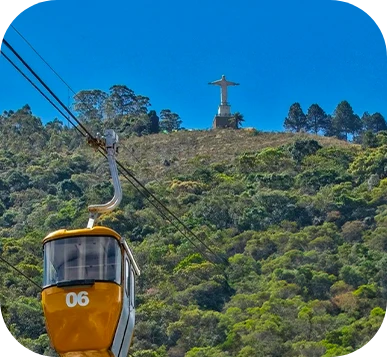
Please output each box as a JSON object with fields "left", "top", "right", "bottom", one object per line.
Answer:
{"left": 60, "top": 351, "right": 113, "bottom": 357}
{"left": 60, "top": 351, "right": 114, "bottom": 357}
{"left": 42, "top": 283, "right": 122, "bottom": 354}
{"left": 43, "top": 226, "right": 121, "bottom": 244}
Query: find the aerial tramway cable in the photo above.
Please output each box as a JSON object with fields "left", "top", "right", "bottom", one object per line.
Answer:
{"left": 0, "top": 256, "right": 41, "bottom": 290}
{"left": 1, "top": 38, "right": 228, "bottom": 266}
{"left": 5, "top": 28, "right": 222, "bottom": 263}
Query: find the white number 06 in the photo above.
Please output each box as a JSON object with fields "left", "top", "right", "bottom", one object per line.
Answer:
{"left": 66, "top": 291, "right": 90, "bottom": 308}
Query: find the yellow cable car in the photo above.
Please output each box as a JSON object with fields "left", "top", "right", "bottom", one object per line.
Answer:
{"left": 41, "top": 130, "right": 140, "bottom": 357}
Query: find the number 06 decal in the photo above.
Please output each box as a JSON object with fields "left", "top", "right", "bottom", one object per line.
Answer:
{"left": 66, "top": 291, "right": 90, "bottom": 307}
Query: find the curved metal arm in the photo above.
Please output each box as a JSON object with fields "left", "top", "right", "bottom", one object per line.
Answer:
{"left": 87, "top": 130, "right": 122, "bottom": 228}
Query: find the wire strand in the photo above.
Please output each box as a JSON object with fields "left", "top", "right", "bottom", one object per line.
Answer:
{"left": 96, "top": 149, "right": 216, "bottom": 263}
{"left": 11, "top": 25, "right": 77, "bottom": 95}
{"left": 0, "top": 256, "right": 41, "bottom": 290}
{"left": 2, "top": 39, "right": 93, "bottom": 140}
{"left": 1, "top": 52, "right": 86, "bottom": 138}
{"left": 115, "top": 160, "right": 228, "bottom": 265}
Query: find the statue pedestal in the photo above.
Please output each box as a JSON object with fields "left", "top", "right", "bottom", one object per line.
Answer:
{"left": 218, "top": 104, "right": 231, "bottom": 116}
{"left": 212, "top": 115, "right": 237, "bottom": 129}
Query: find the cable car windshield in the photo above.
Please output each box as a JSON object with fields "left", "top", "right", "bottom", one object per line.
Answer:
{"left": 43, "top": 235, "right": 121, "bottom": 287}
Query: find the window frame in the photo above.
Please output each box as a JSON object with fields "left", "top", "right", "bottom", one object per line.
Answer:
{"left": 130, "top": 267, "right": 135, "bottom": 307}
{"left": 42, "top": 235, "right": 121, "bottom": 288}
{"left": 125, "top": 257, "right": 130, "bottom": 297}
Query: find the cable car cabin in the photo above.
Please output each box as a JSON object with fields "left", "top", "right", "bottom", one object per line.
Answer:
{"left": 41, "top": 226, "right": 140, "bottom": 357}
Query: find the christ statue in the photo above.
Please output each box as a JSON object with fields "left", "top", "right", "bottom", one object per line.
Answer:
{"left": 208, "top": 75, "right": 239, "bottom": 105}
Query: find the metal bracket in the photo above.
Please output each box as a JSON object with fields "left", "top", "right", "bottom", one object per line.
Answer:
{"left": 87, "top": 129, "right": 122, "bottom": 228}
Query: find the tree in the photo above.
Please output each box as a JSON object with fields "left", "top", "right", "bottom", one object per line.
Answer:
{"left": 19, "top": 104, "right": 32, "bottom": 115}
{"left": 323, "top": 114, "right": 340, "bottom": 137}
{"left": 362, "top": 112, "right": 387, "bottom": 133}
{"left": 229, "top": 112, "right": 245, "bottom": 129}
{"left": 284, "top": 103, "right": 307, "bottom": 132}
{"left": 58, "top": 179, "right": 83, "bottom": 199}
{"left": 6, "top": 170, "right": 30, "bottom": 192}
{"left": 148, "top": 110, "right": 160, "bottom": 134}
{"left": 167, "top": 309, "right": 225, "bottom": 351}
{"left": 73, "top": 90, "right": 108, "bottom": 124}
{"left": 361, "top": 130, "right": 378, "bottom": 148}
{"left": 124, "top": 114, "right": 151, "bottom": 136}
{"left": 105, "top": 85, "right": 151, "bottom": 119}
{"left": 105, "top": 85, "right": 136, "bottom": 118}
{"left": 332, "top": 101, "right": 362, "bottom": 140}
{"left": 132, "top": 94, "right": 151, "bottom": 115}
{"left": 288, "top": 139, "right": 322, "bottom": 164}
{"left": 159, "top": 109, "right": 182, "bottom": 132}
{"left": 0, "top": 105, "right": 48, "bottom": 153}
{"left": 104, "top": 85, "right": 151, "bottom": 131}
{"left": 306, "top": 104, "right": 329, "bottom": 134}
{"left": 340, "top": 266, "right": 367, "bottom": 288}
{"left": 45, "top": 118, "right": 64, "bottom": 134}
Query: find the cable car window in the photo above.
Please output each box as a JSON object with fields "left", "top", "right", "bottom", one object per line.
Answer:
{"left": 43, "top": 236, "right": 121, "bottom": 287}
{"left": 125, "top": 258, "right": 130, "bottom": 297}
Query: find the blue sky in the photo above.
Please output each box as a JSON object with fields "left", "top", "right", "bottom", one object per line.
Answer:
{"left": 0, "top": 0, "right": 386, "bottom": 131}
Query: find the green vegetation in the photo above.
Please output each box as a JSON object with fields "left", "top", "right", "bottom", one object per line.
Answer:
{"left": 284, "top": 101, "right": 386, "bottom": 145}
{"left": 73, "top": 85, "right": 181, "bottom": 136}
{"left": 1, "top": 104, "right": 386, "bottom": 357}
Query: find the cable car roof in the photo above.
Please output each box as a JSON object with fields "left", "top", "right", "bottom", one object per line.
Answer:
{"left": 43, "top": 226, "right": 121, "bottom": 244}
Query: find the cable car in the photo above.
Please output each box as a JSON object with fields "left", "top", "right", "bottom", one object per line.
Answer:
{"left": 41, "top": 130, "right": 140, "bottom": 357}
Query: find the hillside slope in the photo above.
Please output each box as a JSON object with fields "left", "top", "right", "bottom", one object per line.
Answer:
{"left": 0, "top": 112, "right": 386, "bottom": 357}
{"left": 119, "top": 129, "right": 357, "bottom": 181}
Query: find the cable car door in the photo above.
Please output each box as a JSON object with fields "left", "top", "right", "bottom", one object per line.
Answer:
{"left": 111, "top": 253, "right": 135, "bottom": 357}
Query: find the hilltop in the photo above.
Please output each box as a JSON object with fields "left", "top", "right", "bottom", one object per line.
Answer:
{"left": 119, "top": 129, "right": 358, "bottom": 181}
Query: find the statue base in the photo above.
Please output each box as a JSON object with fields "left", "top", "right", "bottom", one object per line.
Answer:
{"left": 212, "top": 115, "right": 237, "bottom": 129}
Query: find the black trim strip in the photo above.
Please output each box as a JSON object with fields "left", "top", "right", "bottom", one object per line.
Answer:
{"left": 42, "top": 280, "right": 121, "bottom": 290}
{"left": 56, "top": 279, "right": 95, "bottom": 288}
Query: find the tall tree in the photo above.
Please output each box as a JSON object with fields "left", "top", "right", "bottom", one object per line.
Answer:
{"left": 332, "top": 100, "right": 362, "bottom": 140}
{"left": 306, "top": 104, "right": 329, "bottom": 134}
{"left": 105, "top": 85, "right": 151, "bottom": 129}
{"left": 362, "top": 112, "right": 387, "bottom": 133}
{"left": 324, "top": 114, "right": 345, "bottom": 138}
{"left": 148, "top": 110, "right": 160, "bottom": 134}
{"left": 105, "top": 85, "right": 151, "bottom": 118}
{"left": 0, "top": 105, "right": 48, "bottom": 152}
{"left": 73, "top": 90, "right": 108, "bottom": 124}
{"left": 133, "top": 95, "right": 151, "bottom": 115}
{"left": 104, "top": 85, "right": 136, "bottom": 122}
{"left": 284, "top": 103, "right": 307, "bottom": 132}
{"left": 159, "top": 109, "right": 182, "bottom": 132}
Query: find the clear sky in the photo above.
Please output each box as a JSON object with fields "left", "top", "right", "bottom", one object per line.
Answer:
{"left": 0, "top": 0, "right": 386, "bottom": 131}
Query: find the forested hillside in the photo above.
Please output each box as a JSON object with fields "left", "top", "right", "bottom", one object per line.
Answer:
{"left": 1, "top": 105, "right": 387, "bottom": 357}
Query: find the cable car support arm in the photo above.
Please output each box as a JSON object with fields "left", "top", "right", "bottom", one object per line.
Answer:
{"left": 87, "top": 129, "right": 122, "bottom": 228}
